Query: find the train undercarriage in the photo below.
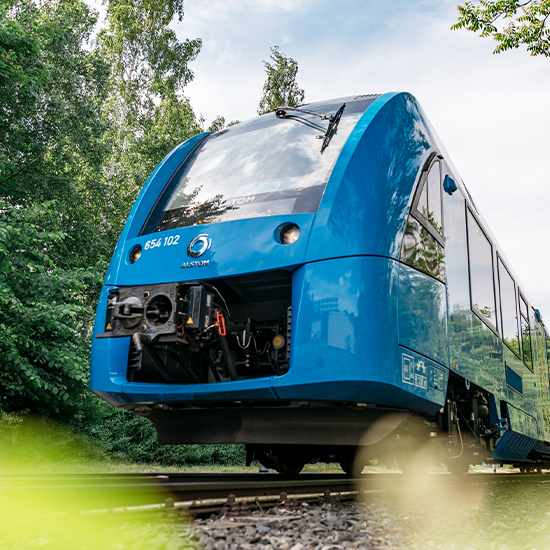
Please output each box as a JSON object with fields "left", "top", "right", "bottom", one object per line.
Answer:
{"left": 136, "top": 375, "right": 550, "bottom": 476}
{"left": 242, "top": 382, "right": 550, "bottom": 476}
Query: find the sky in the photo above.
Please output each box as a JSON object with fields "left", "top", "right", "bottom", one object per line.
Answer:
{"left": 175, "top": 0, "right": 550, "bottom": 317}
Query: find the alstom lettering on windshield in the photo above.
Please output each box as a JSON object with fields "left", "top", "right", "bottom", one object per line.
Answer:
{"left": 223, "top": 196, "right": 255, "bottom": 207}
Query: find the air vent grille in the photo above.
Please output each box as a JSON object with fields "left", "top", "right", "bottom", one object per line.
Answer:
{"left": 353, "top": 94, "right": 380, "bottom": 100}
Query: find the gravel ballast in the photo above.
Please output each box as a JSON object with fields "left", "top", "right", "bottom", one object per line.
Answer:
{"left": 194, "top": 501, "right": 408, "bottom": 550}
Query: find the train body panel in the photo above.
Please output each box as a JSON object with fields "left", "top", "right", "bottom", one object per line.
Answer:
{"left": 272, "top": 256, "right": 446, "bottom": 413}
{"left": 90, "top": 91, "right": 550, "bottom": 470}
{"left": 109, "top": 211, "right": 315, "bottom": 286}
{"left": 305, "top": 93, "right": 436, "bottom": 264}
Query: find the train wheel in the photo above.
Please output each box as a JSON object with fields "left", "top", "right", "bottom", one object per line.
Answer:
{"left": 339, "top": 460, "right": 364, "bottom": 476}
{"left": 399, "top": 440, "right": 442, "bottom": 476}
{"left": 272, "top": 450, "right": 304, "bottom": 476}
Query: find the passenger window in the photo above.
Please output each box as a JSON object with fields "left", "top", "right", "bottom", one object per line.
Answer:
{"left": 497, "top": 257, "right": 520, "bottom": 357}
{"left": 519, "top": 294, "right": 533, "bottom": 370}
{"left": 401, "top": 217, "right": 446, "bottom": 282}
{"left": 401, "top": 157, "right": 446, "bottom": 281}
{"left": 466, "top": 209, "right": 497, "bottom": 332}
{"left": 416, "top": 161, "right": 443, "bottom": 235}
{"left": 418, "top": 181, "right": 428, "bottom": 218}
{"left": 427, "top": 162, "right": 442, "bottom": 233}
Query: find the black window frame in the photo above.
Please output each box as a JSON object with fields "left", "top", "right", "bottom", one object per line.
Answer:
{"left": 465, "top": 206, "right": 499, "bottom": 336}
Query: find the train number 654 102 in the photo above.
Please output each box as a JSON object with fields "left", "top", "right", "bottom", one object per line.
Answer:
{"left": 144, "top": 235, "right": 180, "bottom": 250}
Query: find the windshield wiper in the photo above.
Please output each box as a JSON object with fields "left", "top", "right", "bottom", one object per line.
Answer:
{"left": 275, "top": 103, "right": 346, "bottom": 153}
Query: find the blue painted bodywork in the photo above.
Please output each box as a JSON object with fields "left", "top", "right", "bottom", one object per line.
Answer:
{"left": 91, "top": 91, "right": 550, "bottom": 460}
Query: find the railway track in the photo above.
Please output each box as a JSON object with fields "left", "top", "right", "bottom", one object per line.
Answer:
{"left": 1, "top": 471, "right": 548, "bottom": 518}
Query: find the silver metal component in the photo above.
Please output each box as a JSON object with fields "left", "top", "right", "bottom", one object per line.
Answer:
{"left": 187, "top": 234, "right": 212, "bottom": 258}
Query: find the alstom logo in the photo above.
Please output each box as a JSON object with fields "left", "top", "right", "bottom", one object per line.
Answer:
{"left": 181, "top": 259, "right": 210, "bottom": 269}
{"left": 186, "top": 234, "right": 212, "bottom": 259}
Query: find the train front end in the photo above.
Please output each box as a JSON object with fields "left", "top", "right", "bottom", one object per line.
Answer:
{"left": 91, "top": 93, "right": 446, "bottom": 471}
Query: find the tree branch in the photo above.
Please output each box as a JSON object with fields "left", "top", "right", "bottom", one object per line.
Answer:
{"left": 0, "top": 152, "right": 45, "bottom": 186}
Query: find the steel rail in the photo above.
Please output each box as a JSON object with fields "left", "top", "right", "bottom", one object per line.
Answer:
{"left": 1, "top": 471, "right": 548, "bottom": 517}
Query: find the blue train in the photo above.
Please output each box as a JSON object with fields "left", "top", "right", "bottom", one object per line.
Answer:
{"left": 91, "top": 92, "right": 550, "bottom": 474}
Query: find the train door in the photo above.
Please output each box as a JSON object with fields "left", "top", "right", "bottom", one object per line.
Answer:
{"left": 534, "top": 319, "right": 550, "bottom": 441}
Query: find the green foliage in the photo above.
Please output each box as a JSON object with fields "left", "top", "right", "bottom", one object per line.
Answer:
{"left": 0, "top": 202, "right": 101, "bottom": 417}
{"left": 0, "top": 413, "right": 110, "bottom": 470}
{"left": 0, "top": 0, "right": 111, "bottom": 268}
{"left": 257, "top": 45, "right": 305, "bottom": 115}
{"left": 87, "top": 408, "right": 245, "bottom": 465}
{"left": 452, "top": 1, "right": 550, "bottom": 56}
{"left": 98, "top": 0, "right": 203, "bottom": 239}
{"left": 0, "top": 0, "right": 248, "bottom": 467}
{"left": 0, "top": 415, "right": 200, "bottom": 549}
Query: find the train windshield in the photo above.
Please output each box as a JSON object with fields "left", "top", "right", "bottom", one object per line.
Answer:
{"left": 141, "top": 101, "right": 368, "bottom": 234}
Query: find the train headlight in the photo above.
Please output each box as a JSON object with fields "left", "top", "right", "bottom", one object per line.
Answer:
{"left": 279, "top": 224, "right": 300, "bottom": 245}
{"left": 129, "top": 245, "right": 142, "bottom": 264}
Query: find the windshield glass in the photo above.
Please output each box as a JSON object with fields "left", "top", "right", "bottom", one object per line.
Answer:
{"left": 141, "top": 100, "right": 371, "bottom": 234}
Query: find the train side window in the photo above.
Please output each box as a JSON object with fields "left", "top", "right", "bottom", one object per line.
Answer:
{"left": 401, "top": 217, "right": 446, "bottom": 282}
{"left": 497, "top": 257, "right": 520, "bottom": 358}
{"left": 466, "top": 209, "right": 498, "bottom": 333}
{"left": 427, "top": 161, "right": 443, "bottom": 233}
{"left": 401, "top": 157, "right": 446, "bottom": 282}
{"left": 416, "top": 161, "right": 443, "bottom": 236}
{"left": 519, "top": 293, "right": 533, "bottom": 370}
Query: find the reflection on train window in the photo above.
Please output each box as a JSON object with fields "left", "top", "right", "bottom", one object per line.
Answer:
{"left": 417, "top": 178, "right": 428, "bottom": 218}
{"left": 497, "top": 257, "right": 520, "bottom": 358}
{"left": 519, "top": 293, "right": 533, "bottom": 370}
{"left": 467, "top": 209, "right": 497, "bottom": 332}
{"left": 416, "top": 161, "right": 442, "bottom": 235}
{"left": 401, "top": 158, "right": 446, "bottom": 280}
{"left": 141, "top": 102, "right": 364, "bottom": 233}
{"left": 400, "top": 217, "right": 445, "bottom": 282}
{"left": 427, "top": 161, "right": 442, "bottom": 233}
{"left": 539, "top": 328, "right": 550, "bottom": 432}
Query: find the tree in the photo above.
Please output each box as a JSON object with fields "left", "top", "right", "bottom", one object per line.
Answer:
{"left": 0, "top": 1, "right": 245, "bottom": 466}
{"left": 257, "top": 45, "right": 305, "bottom": 115}
{"left": 452, "top": 1, "right": 550, "bottom": 56}
{"left": 0, "top": 0, "right": 206, "bottom": 434}
{"left": 0, "top": 202, "right": 98, "bottom": 417}
{"left": 98, "top": 0, "right": 203, "bottom": 240}
{"left": 0, "top": 0, "right": 110, "bottom": 268}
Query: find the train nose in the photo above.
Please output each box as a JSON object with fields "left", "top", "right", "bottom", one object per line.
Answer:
{"left": 111, "top": 212, "right": 316, "bottom": 287}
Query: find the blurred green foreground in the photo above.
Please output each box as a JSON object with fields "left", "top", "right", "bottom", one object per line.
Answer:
{"left": 0, "top": 416, "right": 199, "bottom": 549}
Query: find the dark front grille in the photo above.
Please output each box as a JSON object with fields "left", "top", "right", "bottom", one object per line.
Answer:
{"left": 127, "top": 269, "right": 294, "bottom": 384}
{"left": 209, "top": 270, "right": 292, "bottom": 323}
